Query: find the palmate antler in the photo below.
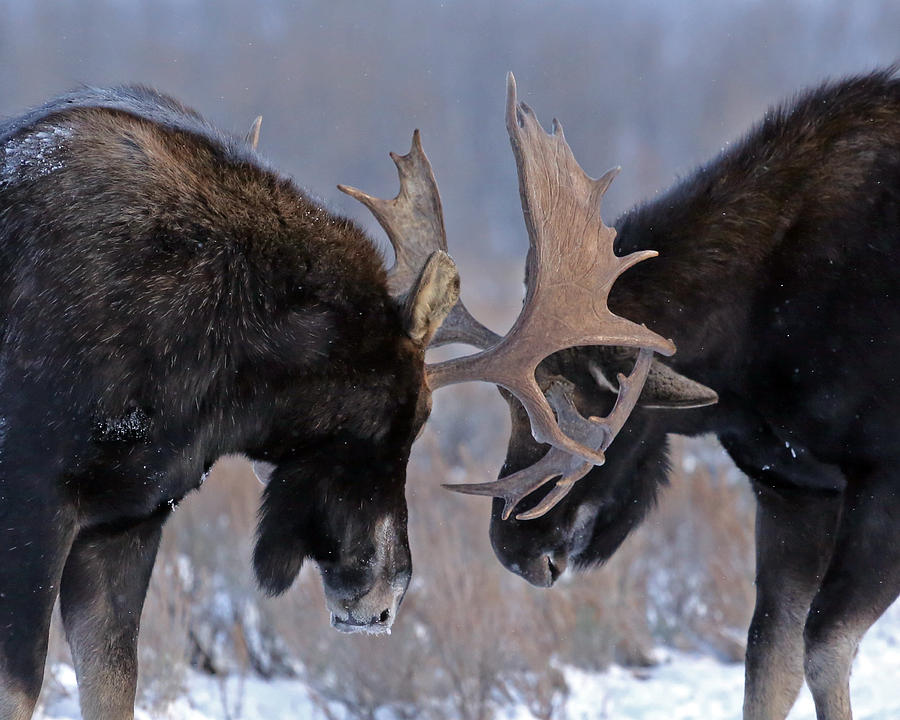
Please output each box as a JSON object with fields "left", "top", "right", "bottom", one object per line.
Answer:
{"left": 340, "top": 73, "right": 675, "bottom": 518}
{"left": 339, "top": 129, "right": 500, "bottom": 351}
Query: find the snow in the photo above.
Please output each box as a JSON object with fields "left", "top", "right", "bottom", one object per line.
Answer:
{"left": 35, "top": 600, "right": 900, "bottom": 720}
{"left": 0, "top": 415, "right": 7, "bottom": 461}
{"left": 92, "top": 407, "right": 151, "bottom": 442}
{"left": 0, "top": 358, "right": 6, "bottom": 465}
{"left": 1, "top": 126, "right": 72, "bottom": 186}
{"left": 523, "top": 603, "right": 900, "bottom": 720}
{"left": 37, "top": 668, "right": 322, "bottom": 720}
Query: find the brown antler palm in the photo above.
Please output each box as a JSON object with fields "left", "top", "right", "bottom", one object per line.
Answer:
{"left": 338, "top": 130, "right": 500, "bottom": 351}
{"left": 340, "top": 73, "right": 675, "bottom": 516}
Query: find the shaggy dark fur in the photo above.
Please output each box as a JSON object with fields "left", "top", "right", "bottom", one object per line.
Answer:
{"left": 490, "top": 68, "right": 900, "bottom": 720}
{"left": 0, "top": 87, "right": 426, "bottom": 718}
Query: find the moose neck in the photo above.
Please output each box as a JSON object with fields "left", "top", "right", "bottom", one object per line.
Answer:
{"left": 608, "top": 161, "right": 794, "bottom": 390}
{"left": 151, "top": 192, "right": 396, "bottom": 466}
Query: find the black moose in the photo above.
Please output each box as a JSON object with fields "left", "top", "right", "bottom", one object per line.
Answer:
{"left": 460, "top": 68, "right": 900, "bottom": 720}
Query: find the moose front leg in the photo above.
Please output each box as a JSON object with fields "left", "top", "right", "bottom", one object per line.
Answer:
{"left": 0, "top": 496, "right": 75, "bottom": 720}
{"left": 59, "top": 512, "right": 166, "bottom": 720}
{"left": 742, "top": 485, "right": 841, "bottom": 720}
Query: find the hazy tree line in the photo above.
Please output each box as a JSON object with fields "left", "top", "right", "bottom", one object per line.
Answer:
{"left": 2, "top": 0, "right": 897, "bottom": 321}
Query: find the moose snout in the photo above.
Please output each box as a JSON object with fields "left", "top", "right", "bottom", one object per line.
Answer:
{"left": 515, "top": 552, "right": 568, "bottom": 588}
{"left": 325, "top": 579, "right": 406, "bottom": 635}
{"left": 320, "top": 515, "right": 411, "bottom": 634}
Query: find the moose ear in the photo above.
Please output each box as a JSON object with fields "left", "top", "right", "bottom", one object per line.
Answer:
{"left": 403, "top": 250, "right": 460, "bottom": 347}
{"left": 590, "top": 357, "right": 718, "bottom": 409}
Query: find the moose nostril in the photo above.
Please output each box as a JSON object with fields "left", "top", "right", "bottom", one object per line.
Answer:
{"left": 379, "top": 609, "right": 391, "bottom": 623}
{"left": 547, "top": 556, "right": 565, "bottom": 584}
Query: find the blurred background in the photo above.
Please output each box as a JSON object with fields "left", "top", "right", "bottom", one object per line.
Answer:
{"left": 3, "top": 1, "right": 898, "bottom": 718}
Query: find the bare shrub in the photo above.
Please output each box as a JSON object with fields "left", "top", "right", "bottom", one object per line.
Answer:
{"left": 557, "top": 536, "right": 657, "bottom": 670}
{"left": 640, "top": 435, "right": 755, "bottom": 661}
{"left": 136, "top": 541, "right": 193, "bottom": 711}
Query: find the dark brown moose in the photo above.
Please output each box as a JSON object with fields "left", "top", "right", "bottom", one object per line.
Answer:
{"left": 413, "top": 69, "right": 898, "bottom": 720}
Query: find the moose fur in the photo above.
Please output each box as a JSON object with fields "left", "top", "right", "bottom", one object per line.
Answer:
{"left": 0, "top": 87, "right": 456, "bottom": 720}
{"left": 490, "top": 68, "right": 900, "bottom": 720}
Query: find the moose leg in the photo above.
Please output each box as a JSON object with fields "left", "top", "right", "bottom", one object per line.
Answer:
{"left": 59, "top": 512, "right": 166, "bottom": 720}
{"left": 742, "top": 486, "right": 841, "bottom": 720}
{"left": 0, "top": 498, "right": 75, "bottom": 720}
{"left": 802, "top": 472, "right": 900, "bottom": 720}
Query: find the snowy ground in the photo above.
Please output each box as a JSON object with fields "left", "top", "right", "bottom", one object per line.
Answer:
{"left": 552, "top": 597, "right": 900, "bottom": 720}
{"left": 36, "top": 601, "right": 900, "bottom": 720}
{"left": 37, "top": 668, "right": 322, "bottom": 720}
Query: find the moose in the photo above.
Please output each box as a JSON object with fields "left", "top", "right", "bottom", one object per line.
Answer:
{"left": 0, "top": 81, "right": 634, "bottom": 719}
{"left": 430, "top": 69, "right": 898, "bottom": 720}
{"left": 357, "top": 69, "right": 900, "bottom": 719}
{"left": 0, "top": 85, "right": 458, "bottom": 720}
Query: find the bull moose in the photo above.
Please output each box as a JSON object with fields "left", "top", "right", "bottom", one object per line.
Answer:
{"left": 0, "top": 86, "right": 463, "bottom": 720}
{"left": 427, "top": 69, "right": 899, "bottom": 720}
{"left": 0, "top": 81, "right": 635, "bottom": 719}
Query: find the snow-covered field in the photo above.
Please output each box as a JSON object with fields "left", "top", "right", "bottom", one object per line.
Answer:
{"left": 554, "top": 597, "right": 900, "bottom": 720}
{"left": 36, "top": 600, "right": 900, "bottom": 720}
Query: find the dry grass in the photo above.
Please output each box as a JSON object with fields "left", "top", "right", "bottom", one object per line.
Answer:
{"left": 640, "top": 436, "right": 755, "bottom": 661}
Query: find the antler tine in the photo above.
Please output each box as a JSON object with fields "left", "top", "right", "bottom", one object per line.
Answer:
{"left": 444, "top": 378, "right": 604, "bottom": 519}
{"left": 445, "top": 350, "right": 654, "bottom": 520}
{"left": 426, "top": 73, "right": 674, "bottom": 467}
{"left": 246, "top": 116, "right": 262, "bottom": 150}
{"left": 339, "top": 131, "right": 497, "bottom": 349}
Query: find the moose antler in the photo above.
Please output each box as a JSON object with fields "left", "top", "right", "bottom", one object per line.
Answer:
{"left": 425, "top": 74, "right": 674, "bottom": 466}
{"left": 246, "top": 116, "right": 262, "bottom": 150}
{"left": 340, "top": 73, "right": 675, "bottom": 514}
{"left": 338, "top": 130, "right": 500, "bottom": 350}
{"left": 446, "top": 349, "right": 653, "bottom": 520}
